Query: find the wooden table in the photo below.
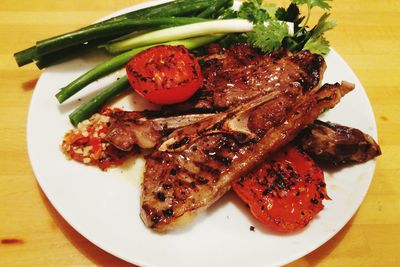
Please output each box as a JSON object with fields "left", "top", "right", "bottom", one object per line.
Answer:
{"left": 1, "top": 0, "right": 399, "bottom": 266}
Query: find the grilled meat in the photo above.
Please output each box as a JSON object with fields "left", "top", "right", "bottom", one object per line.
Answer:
{"left": 106, "top": 111, "right": 162, "bottom": 151}
{"left": 106, "top": 109, "right": 382, "bottom": 167}
{"left": 140, "top": 81, "right": 355, "bottom": 232}
{"left": 297, "top": 120, "right": 381, "bottom": 165}
{"left": 106, "top": 110, "right": 213, "bottom": 151}
{"left": 168, "top": 44, "right": 326, "bottom": 110}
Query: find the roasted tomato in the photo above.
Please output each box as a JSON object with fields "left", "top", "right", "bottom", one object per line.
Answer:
{"left": 232, "top": 145, "right": 330, "bottom": 233}
{"left": 126, "top": 45, "right": 203, "bottom": 105}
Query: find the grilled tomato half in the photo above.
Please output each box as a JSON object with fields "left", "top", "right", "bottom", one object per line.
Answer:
{"left": 126, "top": 45, "right": 203, "bottom": 105}
{"left": 232, "top": 145, "right": 330, "bottom": 233}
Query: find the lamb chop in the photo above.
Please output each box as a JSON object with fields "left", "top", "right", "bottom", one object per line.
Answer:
{"left": 106, "top": 110, "right": 213, "bottom": 151}
{"left": 297, "top": 120, "right": 381, "bottom": 165}
{"left": 140, "top": 81, "right": 355, "bottom": 232}
{"left": 105, "top": 109, "right": 381, "bottom": 166}
{"left": 168, "top": 43, "right": 325, "bottom": 111}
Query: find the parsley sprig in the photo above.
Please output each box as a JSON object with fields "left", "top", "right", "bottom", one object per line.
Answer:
{"left": 225, "top": 0, "right": 336, "bottom": 56}
{"left": 238, "top": 0, "right": 271, "bottom": 24}
{"left": 234, "top": 0, "right": 290, "bottom": 53}
{"left": 247, "top": 21, "right": 289, "bottom": 53}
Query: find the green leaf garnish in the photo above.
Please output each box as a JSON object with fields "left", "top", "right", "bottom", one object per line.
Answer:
{"left": 220, "top": 0, "right": 337, "bottom": 56}
{"left": 275, "top": 3, "right": 303, "bottom": 24}
{"left": 238, "top": 0, "right": 270, "bottom": 24}
{"left": 311, "top": 13, "right": 337, "bottom": 37}
{"left": 303, "top": 13, "right": 336, "bottom": 55}
{"left": 303, "top": 35, "right": 330, "bottom": 55}
{"left": 246, "top": 21, "right": 289, "bottom": 53}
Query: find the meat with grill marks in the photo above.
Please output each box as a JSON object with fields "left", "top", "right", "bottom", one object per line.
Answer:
{"left": 169, "top": 44, "right": 325, "bottom": 111}
{"left": 140, "top": 81, "right": 355, "bottom": 232}
{"left": 106, "top": 45, "right": 326, "bottom": 151}
{"left": 105, "top": 109, "right": 381, "bottom": 167}
{"left": 106, "top": 109, "right": 213, "bottom": 151}
{"left": 297, "top": 120, "right": 381, "bottom": 165}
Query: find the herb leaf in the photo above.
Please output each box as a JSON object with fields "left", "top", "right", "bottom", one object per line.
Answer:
{"left": 311, "top": 13, "right": 336, "bottom": 37}
{"left": 238, "top": 0, "right": 270, "bottom": 24}
{"left": 246, "top": 21, "right": 289, "bottom": 53}
{"left": 275, "top": 3, "right": 303, "bottom": 24}
{"left": 303, "top": 13, "right": 336, "bottom": 55}
{"left": 220, "top": 0, "right": 336, "bottom": 56}
{"left": 303, "top": 35, "right": 330, "bottom": 55}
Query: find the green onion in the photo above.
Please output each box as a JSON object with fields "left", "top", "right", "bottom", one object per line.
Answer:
{"left": 35, "top": 35, "right": 123, "bottom": 69}
{"left": 69, "top": 76, "right": 129, "bottom": 126}
{"left": 14, "top": 0, "right": 212, "bottom": 67}
{"left": 99, "top": 0, "right": 211, "bottom": 20}
{"left": 104, "top": 19, "right": 272, "bottom": 54}
{"left": 35, "top": 17, "right": 207, "bottom": 57}
{"left": 14, "top": 46, "right": 37, "bottom": 67}
{"left": 56, "top": 45, "right": 151, "bottom": 104}
{"left": 197, "top": 0, "right": 233, "bottom": 18}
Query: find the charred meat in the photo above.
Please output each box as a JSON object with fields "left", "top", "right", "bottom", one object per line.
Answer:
{"left": 105, "top": 109, "right": 382, "bottom": 168}
{"left": 140, "top": 81, "right": 355, "bottom": 232}
{"left": 298, "top": 120, "right": 381, "bottom": 165}
{"left": 169, "top": 44, "right": 326, "bottom": 110}
{"left": 106, "top": 109, "right": 214, "bottom": 151}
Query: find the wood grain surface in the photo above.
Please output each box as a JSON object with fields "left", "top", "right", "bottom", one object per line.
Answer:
{"left": 0, "top": 0, "right": 399, "bottom": 266}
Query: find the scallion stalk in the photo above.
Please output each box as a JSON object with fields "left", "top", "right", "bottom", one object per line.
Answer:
{"left": 36, "top": 17, "right": 207, "bottom": 57}
{"left": 14, "top": 0, "right": 212, "bottom": 67}
{"left": 14, "top": 46, "right": 37, "bottom": 67}
{"left": 197, "top": 0, "right": 233, "bottom": 19}
{"left": 105, "top": 19, "right": 294, "bottom": 54}
{"left": 69, "top": 76, "right": 129, "bottom": 126}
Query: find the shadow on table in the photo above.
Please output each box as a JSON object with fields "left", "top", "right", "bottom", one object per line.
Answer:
{"left": 38, "top": 187, "right": 136, "bottom": 267}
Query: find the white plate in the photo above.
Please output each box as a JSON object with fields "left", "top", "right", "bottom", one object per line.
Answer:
{"left": 27, "top": 1, "right": 378, "bottom": 266}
